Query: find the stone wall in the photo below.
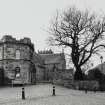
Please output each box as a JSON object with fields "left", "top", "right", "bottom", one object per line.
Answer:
{"left": 35, "top": 65, "right": 45, "bottom": 81}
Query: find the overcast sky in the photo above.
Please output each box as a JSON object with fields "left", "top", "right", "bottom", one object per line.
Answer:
{"left": 0, "top": 0, "right": 105, "bottom": 53}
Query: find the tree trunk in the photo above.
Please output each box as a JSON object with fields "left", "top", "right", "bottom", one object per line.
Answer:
{"left": 74, "top": 66, "right": 84, "bottom": 80}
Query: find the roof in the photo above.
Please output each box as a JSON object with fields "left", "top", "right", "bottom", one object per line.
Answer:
{"left": 39, "top": 53, "right": 65, "bottom": 64}
{"left": 94, "top": 63, "right": 105, "bottom": 74}
{"left": 33, "top": 52, "right": 44, "bottom": 65}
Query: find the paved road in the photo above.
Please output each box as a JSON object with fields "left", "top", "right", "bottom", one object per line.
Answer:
{"left": 0, "top": 84, "right": 105, "bottom": 105}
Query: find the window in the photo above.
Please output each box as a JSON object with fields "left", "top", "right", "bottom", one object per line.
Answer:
{"left": 16, "top": 50, "right": 20, "bottom": 59}
{"left": 16, "top": 73, "right": 20, "bottom": 78}
{"left": 15, "top": 67, "right": 20, "bottom": 78}
{"left": 7, "top": 48, "right": 14, "bottom": 59}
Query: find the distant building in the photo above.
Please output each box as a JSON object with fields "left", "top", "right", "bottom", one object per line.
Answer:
{"left": 85, "top": 62, "right": 105, "bottom": 82}
{"left": 0, "top": 35, "right": 35, "bottom": 85}
{"left": 85, "top": 63, "right": 105, "bottom": 90}
{"left": 38, "top": 51, "right": 66, "bottom": 81}
{"left": 85, "top": 62, "right": 105, "bottom": 76}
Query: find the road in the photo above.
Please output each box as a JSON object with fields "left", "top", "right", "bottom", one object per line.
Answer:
{"left": 0, "top": 84, "right": 105, "bottom": 105}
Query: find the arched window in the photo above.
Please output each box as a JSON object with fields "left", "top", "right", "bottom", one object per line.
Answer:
{"left": 16, "top": 50, "right": 20, "bottom": 59}
{"left": 15, "top": 67, "right": 20, "bottom": 78}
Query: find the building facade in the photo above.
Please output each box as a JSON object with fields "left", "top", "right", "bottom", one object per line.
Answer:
{"left": 38, "top": 51, "right": 66, "bottom": 81}
{"left": 0, "top": 35, "right": 36, "bottom": 85}
{"left": 33, "top": 52, "right": 45, "bottom": 82}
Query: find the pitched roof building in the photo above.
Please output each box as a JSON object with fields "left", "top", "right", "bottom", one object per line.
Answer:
{"left": 86, "top": 62, "right": 105, "bottom": 75}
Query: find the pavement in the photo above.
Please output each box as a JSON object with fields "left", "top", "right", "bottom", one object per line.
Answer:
{"left": 0, "top": 84, "right": 105, "bottom": 105}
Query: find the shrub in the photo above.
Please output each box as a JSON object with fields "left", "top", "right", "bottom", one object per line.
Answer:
{"left": 73, "top": 80, "right": 99, "bottom": 91}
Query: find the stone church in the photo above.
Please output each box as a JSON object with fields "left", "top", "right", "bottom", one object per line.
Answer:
{"left": 36, "top": 50, "right": 66, "bottom": 81}
{"left": 0, "top": 35, "right": 67, "bottom": 85}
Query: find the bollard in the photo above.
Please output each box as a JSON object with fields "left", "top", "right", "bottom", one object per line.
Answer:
{"left": 52, "top": 86, "right": 56, "bottom": 96}
{"left": 22, "top": 87, "right": 25, "bottom": 100}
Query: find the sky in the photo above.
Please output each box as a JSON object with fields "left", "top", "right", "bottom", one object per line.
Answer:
{"left": 0, "top": 0, "right": 105, "bottom": 67}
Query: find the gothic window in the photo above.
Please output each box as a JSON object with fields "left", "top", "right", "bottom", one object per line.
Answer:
{"left": 16, "top": 50, "right": 20, "bottom": 59}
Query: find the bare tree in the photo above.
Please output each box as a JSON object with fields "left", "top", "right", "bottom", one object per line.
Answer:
{"left": 48, "top": 7, "right": 105, "bottom": 80}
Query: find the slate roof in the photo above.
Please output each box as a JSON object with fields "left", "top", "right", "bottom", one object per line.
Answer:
{"left": 39, "top": 53, "right": 65, "bottom": 64}
{"left": 33, "top": 52, "right": 44, "bottom": 65}
{"left": 94, "top": 63, "right": 105, "bottom": 74}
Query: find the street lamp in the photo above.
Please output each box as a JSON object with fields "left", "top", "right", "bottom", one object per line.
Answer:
{"left": 91, "top": 63, "right": 93, "bottom": 68}
{"left": 100, "top": 56, "right": 103, "bottom": 72}
{"left": 91, "top": 63, "right": 93, "bottom": 67}
{"left": 100, "top": 56, "right": 103, "bottom": 64}
{"left": 52, "top": 63, "right": 57, "bottom": 96}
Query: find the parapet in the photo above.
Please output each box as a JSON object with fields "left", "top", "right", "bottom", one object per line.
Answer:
{"left": 1, "top": 35, "right": 16, "bottom": 42}
{"left": 0, "top": 35, "right": 34, "bottom": 50}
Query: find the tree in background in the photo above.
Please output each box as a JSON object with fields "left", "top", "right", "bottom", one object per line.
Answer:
{"left": 48, "top": 7, "right": 105, "bottom": 80}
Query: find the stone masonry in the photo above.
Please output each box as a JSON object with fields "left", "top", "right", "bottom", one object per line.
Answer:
{"left": 0, "top": 35, "right": 35, "bottom": 85}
